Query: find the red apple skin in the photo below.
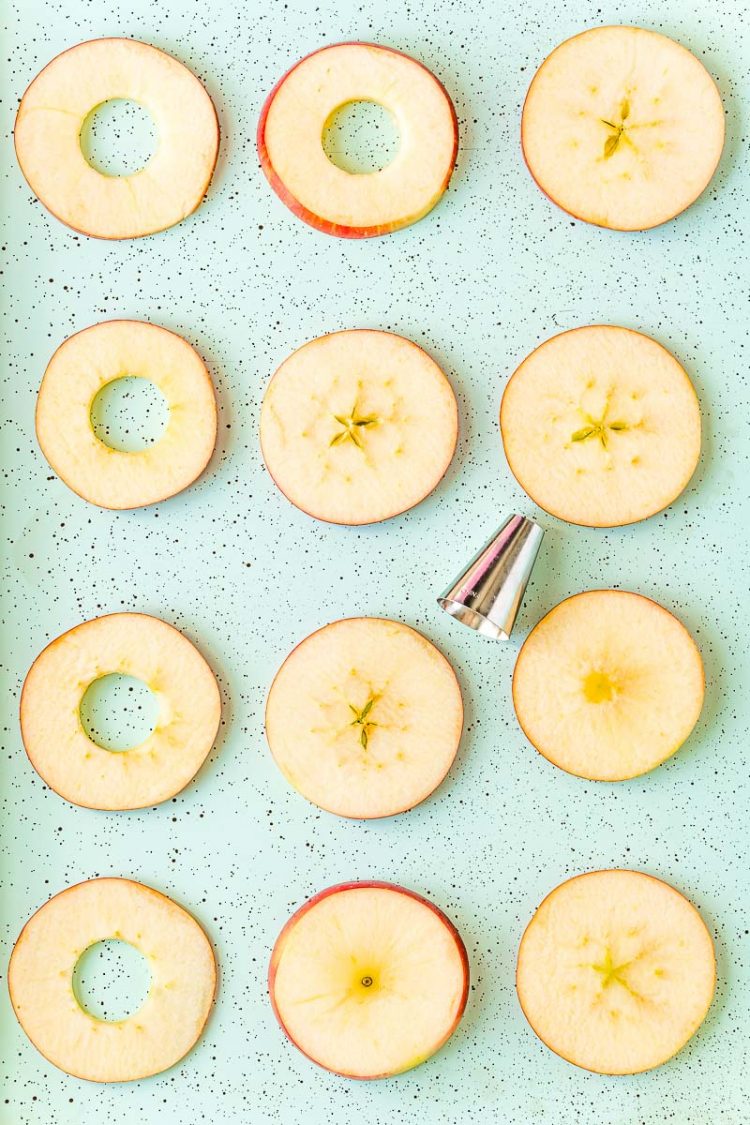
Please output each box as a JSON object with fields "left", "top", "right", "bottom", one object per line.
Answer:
{"left": 263, "top": 617, "right": 464, "bottom": 819}
{"left": 14, "top": 38, "right": 220, "bottom": 241}
{"left": 257, "top": 43, "right": 458, "bottom": 239}
{"left": 260, "top": 329, "right": 459, "bottom": 526}
{"left": 268, "top": 880, "right": 470, "bottom": 1078}
{"left": 37, "top": 319, "right": 218, "bottom": 510}
{"left": 515, "top": 869, "right": 716, "bottom": 1074}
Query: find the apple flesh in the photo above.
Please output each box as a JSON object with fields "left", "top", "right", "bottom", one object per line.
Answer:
{"left": 512, "top": 590, "right": 704, "bottom": 781}
{"left": 20, "top": 612, "right": 221, "bottom": 810}
{"left": 516, "top": 870, "right": 715, "bottom": 1074}
{"left": 36, "top": 320, "right": 217, "bottom": 509}
{"left": 521, "top": 26, "right": 724, "bottom": 230}
{"left": 260, "top": 329, "right": 458, "bottom": 525}
{"left": 269, "top": 882, "right": 469, "bottom": 1077}
{"left": 8, "top": 878, "right": 216, "bottom": 1082}
{"left": 14, "top": 38, "right": 219, "bottom": 239}
{"left": 257, "top": 42, "right": 458, "bottom": 237}
{"left": 500, "top": 325, "right": 701, "bottom": 527}
{"left": 265, "top": 617, "right": 463, "bottom": 818}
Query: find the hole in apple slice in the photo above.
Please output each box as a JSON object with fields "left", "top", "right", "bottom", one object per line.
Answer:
{"left": 80, "top": 673, "right": 159, "bottom": 752}
{"left": 90, "top": 376, "right": 169, "bottom": 453}
{"left": 73, "top": 938, "right": 151, "bottom": 1022}
{"left": 322, "top": 100, "right": 400, "bottom": 174}
{"left": 80, "top": 98, "right": 157, "bottom": 176}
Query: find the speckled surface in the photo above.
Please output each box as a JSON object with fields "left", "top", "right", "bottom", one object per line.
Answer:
{"left": 1, "top": 1, "right": 748, "bottom": 1122}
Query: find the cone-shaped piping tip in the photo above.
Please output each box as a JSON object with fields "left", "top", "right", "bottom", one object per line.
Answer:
{"left": 437, "top": 515, "right": 544, "bottom": 640}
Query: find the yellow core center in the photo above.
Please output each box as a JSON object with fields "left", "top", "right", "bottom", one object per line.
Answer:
{"left": 583, "top": 670, "right": 616, "bottom": 704}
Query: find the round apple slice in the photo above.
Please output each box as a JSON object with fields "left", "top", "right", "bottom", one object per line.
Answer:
{"left": 8, "top": 878, "right": 216, "bottom": 1081}
{"left": 37, "top": 320, "right": 217, "bottom": 509}
{"left": 512, "top": 590, "right": 704, "bottom": 781}
{"left": 260, "top": 330, "right": 458, "bottom": 525}
{"left": 517, "top": 870, "right": 715, "bottom": 1074}
{"left": 500, "top": 325, "right": 701, "bottom": 527}
{"left": 15, "top": 38, "right": 219, "bottom": 239}
{"left": 258, "top": 42, "right": 457, "bottom": 237}
{"left": 265, "top": 617, "right": 463, "bottom": 818}
{"left": 269, "top": 882, "right": 469, "bottom": 1077}
{"left": 521, "top": 26, "right": 724, "bottom": 230}
{"left": 20, "top": 612, "right": 221, "bottom": 810}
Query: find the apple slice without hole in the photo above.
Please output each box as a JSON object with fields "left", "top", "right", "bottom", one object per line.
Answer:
{"left": 14, "top": 38, "right": 219, "bottom": 239}
{"left": 8, "top": 878, "right": 216, "bottom": 1081}
{"left": 260, "top": 330, "right": 458, "bottom": 525}
{"left": 265, "top": 617, "right": 463, "bottom": 818}
{"left": 512, "top": 590, "right": 704, "bottom": 781}
{"left": 500, "top": 325, "right": 701, "bottom": 527}
{"left": 516, "top": 870, "right": 715, "bottom": 1074}
{"left": 269, "top": 882, "right": 469, "bottom": 1077}
{"left": 257, "top": 42, "right": 458, "bottom": 237}
{"left": 521, "top": 26, "right": 724, "bottom": 230}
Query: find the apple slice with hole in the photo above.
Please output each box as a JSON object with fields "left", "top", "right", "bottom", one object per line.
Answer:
{"left": 516, "top": 870, "right": 715, "bottom": 1074}
{"left": 512, "top": 590, "right": 704, "bottom": 781}
{"left": 500, "top": 325, "right": 701, "bottom": 527}
{"left": 260, "top": 329, "right": 458, "bottom": 525}
{"left": 258, "top": 42, "right": 458, "bottom": 237}
{"left": 265, "top": 617, "right": 463, "bottom": 818}
{"left": 269, "top": 881, "right": 469, "bottom": 1078}
{"left": 521, "top": 26, "right": 724, "bottom": 230}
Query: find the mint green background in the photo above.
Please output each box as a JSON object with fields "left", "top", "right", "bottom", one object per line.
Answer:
{"left": 1, "top": 2, "right": 748, "bottom": 1123}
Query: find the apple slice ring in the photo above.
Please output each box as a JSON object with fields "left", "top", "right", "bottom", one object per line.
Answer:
{"left": 265, "top": 617, "right": 463, "bottom": 818}
{"left": 257, "top": 42, "right": 458, "bottom": 237}
{"left": 37, "top": 320, "right": 217, "bottom": 509}
{"left": 14, "top": 38, "right": 220, "bottom": 239}
{"left": 20, "top": 613, "right": 222, "bottom": 810}
{"left": 516, "top": 870, "right": 716, "bottom": 1074}
{"left": 8, "top": 878, "right": 216, "bottom": 1082}
{"left": 260, "top": 330, "right": 458, "bottom": 525}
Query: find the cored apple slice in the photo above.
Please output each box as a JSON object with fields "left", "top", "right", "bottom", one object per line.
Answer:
{"left": 260, "top": 330, "right": 458, "bottom": 525}
{"left": 265, "top": 617, "right": 463, "bottom": 818}
{"left": 8, "top": 878, "right": 216, "bottom": 1081}
{"left": 258, "top": 42, "right": 457, "bottom": 237}
{"left": 516, "top": 870, "right": 715, "bottom": 1074}
{"left": 15, "top": 39, "right": 219, "bottom": 239}
{"left": 500, "top": 325, "right": 701, "bottom": 527}
{"left": 521, "top": 26, "right": 724, "bottom": 230}
{"left": 37, "top": 320, "right": 217, "bottom": 509}
{"left": 512, "top": 590, "right": 704, "bottom": 781}
{"left": 20, "top": 612, "right": 221, "bottom": 809}
{"left": 269, "top": 882, "right": 469, "bottom": 1077}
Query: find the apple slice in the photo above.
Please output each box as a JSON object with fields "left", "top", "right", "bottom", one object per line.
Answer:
{"left": 512, "top": 590, "right": 704, "bottom": 781}
{"left": 260, "top": 330, "right": 458, "bottom": 525}
{"left": 20, "top": 612, "right": 221, "bottom": 810}
{"left": 516, "top": 870, "right": 715, "bottom": 1074}
{"left": 37, "top": 320, "right": 217, "bottom": 509}
{"left": 269, "top": 882, "right": 469, "bottom": 1077}
{"left": 265, "top": 617, "right": 463, "bottom": 818}
{"left": 500, "top": 325, "right": 701, "bottom": 527}
{"left": 8, "top": 877, "right": 216, "bottom": 1081}
{"left": 14, "top": 38, "right": 219, "bottom": 239}
{"left": 521, "top": 26, "right": 724, "bottom": 230}
{"left": 257, "top": 42, "right": 457, "bottom": 237}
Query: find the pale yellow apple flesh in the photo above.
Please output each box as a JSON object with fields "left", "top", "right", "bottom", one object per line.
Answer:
{"left": 36, "top": 320, "right": 217, "bottom": 509}
{"left": 269, "top": 883, "right": 469, "bottom": 1077}
{"left": 517, "top": 870, "right": 715, "bottom": 1074}
{"left": 522, "top": 26, "right": 724, "bottom": 230}
{"left": 8, "top": 878, "right": 216, "bottom": 1082}
{"left": 14, "top": 38, "right": 219, "bottom": 239}
{"left": 20, "top": 612, "right": 221, "bottom": 809}
{"left": 265, "top": 617, "right": 463, "bottom": 818}
{"left": 512, "top": 590, "right": 704, "bottom": 781}
{"left": 258, "top": 43, "right": 457, "bottom": 236}
{"left": 500, "top": 325, "right": 701, "bottom": 527}
{"left": 261, "top": 330, "right": 458, "bottom": 524}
